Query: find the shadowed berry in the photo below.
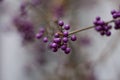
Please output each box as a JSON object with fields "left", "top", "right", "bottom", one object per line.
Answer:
{"left": 36, "top": 33, "right": 43, "bottom": 39}
{"left": 51, "top": 43, "right": 58, "bottom": 48}
{"left": 61, "top": 44, "right": 67, "bottom": 50}
{"left": 64, "top": 47, "right": 71, "bottom": 54}
{"left": 43, "top": 37, "right": 48, "bottom": 43}
{"left": 63, "top": 31, "right": 68, "bottom": 37}
{"left": 71, "top": 35, "right": 77, "bottom": 41}
{"left": 58, "top": 20, "right": 64, "bottom": 26}
{"left": 53, "top": 38, "right": 61, "bottom": 43}
{"left": 63, "top": 37, "right": 68, "bottom": 43}
{"left": 54, "top": 33, "right": 59, "bottom": 38}
{"left": 106, "top": 31, "right": 111, "bottom": 36}
{"left": 64, "top": 24, "right": 70, "bottom": 30}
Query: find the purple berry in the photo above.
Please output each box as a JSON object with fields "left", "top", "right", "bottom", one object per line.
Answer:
{"left": 64, "top": 24, "right": 70, "bottom": 30}
{"left": 61, "top": 44, "right": 67, "bottom": 50}
{"left": 54, "top": 33, "right": 59, "bottom": 38}
{"left": 104, "top": 26, "right": 109, "bottom": 31}
{"left": 63, "top": 31, "right": 69, "bottom": 37}
{"left": 53, "top": 38, "right": 61, "bottom": 43}
{"left": 51, "top": 43, "right": 57, "bottom": 48}
{"left": 36, "top": 33, "right": 43, "bottom": 39}
{"left": 113, "top": 14, "right": 117, "bottom": 19}
{"left": 96, "top": 16, "right": 101, "bottom": 21}
{"left": 64, "top": 47, "right": 71, "bottom": 54}
{"left": 97, "top": 20, "right": 105, "bottom": 25}
{"left": 63, "top": 37, "right": 68, "bottom": 43}
{"left": 71, "top": 35, "right": 77, "bottom": 41}
{"left": 43, "top": 37, "right": 48, "bottom": 43}
{"left": 58, "top": 20, "right": 64, "bottom": 26}
{"left": 106, "top": 31, "right": 111, "bottom": 36}
{"left": 95, "top": 26, "right": 102, "bottom": 31}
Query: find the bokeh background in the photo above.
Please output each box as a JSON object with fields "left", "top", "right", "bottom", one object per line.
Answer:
{"left": 0, "top": 0, "right": 120, "bottom": 80}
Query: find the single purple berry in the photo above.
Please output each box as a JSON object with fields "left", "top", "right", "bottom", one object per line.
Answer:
{"left": 36, "top": 33, "right": 43, "bottom": 39}
{"left": 54, "top": 33, "right": 59, "bottom": 38}
{"left": 64, "top": 47, "right": 71, "bottom": 54}
{"left": 58, "top": 20, "right": 64, "bottom": 26}
{"left": 63, "top": 37, "right": 68, "bottom": 43}
{"left": 51, "top": 43, "right": 57, "bottom": 48}
{"left": 113, "top": 14, "right": 118, "bottom": 19}
{"left": 95, "top": 26, "right": 102, "bottom": 31}
{"left": 64, "top": 24, "right": 70, "bottom": 30}
{"left": 61, "top": 44, "right": 67, "bottom": 50}
{"left": 115, "top": 20, "right": 120, "bottom": 25}
{"left": 71, "top": 35, "right": 77, "bottom": 41}
{"left": 96, "top": 16, "right": 101, "bottom": 21}
{"left": 63, "top": 31, "right": 69, "bottom": 37}
{"left": 106, "top": 31, "right": 111, "bottom": 36}
{"left": 104, "top": 26, "right": 109, "bottom": 31}
{"left": 53, "top": 38, "right": 61, "bottom": 43}
{"left": 97, "top": 20, "right": 105, "bottom": 25}
{"left": 43, "top": 37, "right": 48, "bottom": 43}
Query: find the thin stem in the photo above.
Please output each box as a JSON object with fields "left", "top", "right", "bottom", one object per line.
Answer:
{"left": 69, "top": 19, "right": 115, "bottom": 35}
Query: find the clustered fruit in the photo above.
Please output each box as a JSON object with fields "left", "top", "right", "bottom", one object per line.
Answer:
{"left": 94, "top": 9, "right": 120, "bottom": 36}
{"left": 36, "top": 20, "right": 77, "bottom": 54}
{"left": 111, "top": 10, "right": 120, "bottom": 29}
{"left": 36, "top": 9, "right": 120, "bottom": 54}
{"left": 94, "top": 16, "right": 112, "bottom": 36}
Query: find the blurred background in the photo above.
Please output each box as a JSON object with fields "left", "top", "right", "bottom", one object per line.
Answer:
{"left": 0, "top": 0, "right": 120, "bottom": 80}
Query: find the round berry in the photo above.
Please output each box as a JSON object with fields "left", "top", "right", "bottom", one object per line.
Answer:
{"left": 61, "top": 44, "right": 67, "bottom": 50}
{"left": 36, "top": 33, "right": 43, "bottom": 39}
{"left": 43, "top": 37, "right": 48, "bottom": 43}
{"left": 63, "top": 37, "right": 68, "bottom": 43}
{"left": 58, "top": 20, "right": 64, "bottom": 26}
{"left": 95, "top": 26, "right": 102, "bottom": 31}
{"left": 71, "top": 35, "right": 77, "bottom": 41}
{"left": 96, "top": 16, "right": 101, "bottom": 21}
{"left": 63, "top": 31, "right": 69, "bottom": 37}
{"left": 53, "top": 38, "right": 61, "bottom": 43}
{"left": 64, "top": 47, "right": 71, "bottom": 54}
{"left": 64, "top": 24, "right": 70, "bottom": 30}
{"left": 97, "top": 20, "right": 105, "bottom": 25}
{"left": 54, "top": 33, "right": 59, "bottom": 38}
{"left": 106, "top": 31, "right": 111, "bottom": 36}
{"left": 51, "top": 43, "right": 57, "bottom": 48}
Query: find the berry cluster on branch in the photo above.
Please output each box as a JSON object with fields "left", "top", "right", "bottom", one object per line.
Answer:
{"left": 36, "top": 9, "right": 120, "bottom": 54}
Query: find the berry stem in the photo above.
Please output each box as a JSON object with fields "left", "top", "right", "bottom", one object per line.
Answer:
{"left": 69, "top": 19, "right": 115, "bottom": 35}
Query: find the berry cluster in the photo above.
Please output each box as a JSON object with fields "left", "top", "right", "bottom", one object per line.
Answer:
{"left": 36, "top": 20, "right": 77, "bottom": 54}
{"left": 36, "top": 9, "right": 120, "bottom": 54}
{"left": 94, "top": 17, "right": 112, "bottom": 36}
{"left": 111, "top": 10, "right": 120, "bottom": 29}
{"left": 94, "top": 9, "right": 120, "bottom": 36}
